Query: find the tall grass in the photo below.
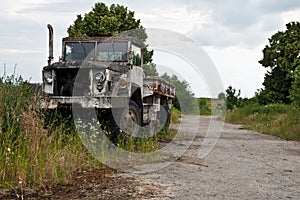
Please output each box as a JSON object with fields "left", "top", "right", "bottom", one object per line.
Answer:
{"left": 170, "top": 106, "right": 181, "bottom": 124}
{"left": 0, "top": 75, "right": 178, "bottom": 189}
{"left": 226, "top": 103, "right": 300, "bottom": 140}
{"left": 0, "top": 76, "right": 92, "bottom": 189}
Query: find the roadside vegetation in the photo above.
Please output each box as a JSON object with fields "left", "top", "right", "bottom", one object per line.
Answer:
{"left": 223, "top": 85, "right": 300, "bottom": 141}
{"left": 0, "top": 75, "right": 93, "bottom": 189}
{"left": 223, "top": 22, "right": 300, "bottom": 141}
{"left": 226, "top": 101, "right": 300, "bottom": 141}
{"left": 0, "top": 75, "right": 179, "bottom": 189}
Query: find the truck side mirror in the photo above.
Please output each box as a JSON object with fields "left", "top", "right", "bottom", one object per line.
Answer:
{"left": 128, "top": 51, "right": 133, "bottom": 65}
{"left": 128, "top": 51, "right": 133, "bottom": 60}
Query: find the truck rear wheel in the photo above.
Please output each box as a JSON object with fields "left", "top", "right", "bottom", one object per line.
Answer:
{"left": 159, "top": 105, "right": 170, "bottom": 128}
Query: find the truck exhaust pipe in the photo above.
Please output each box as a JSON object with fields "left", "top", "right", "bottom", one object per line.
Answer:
{"left": 47, "top": 24, "right": 54, "bottom": 66}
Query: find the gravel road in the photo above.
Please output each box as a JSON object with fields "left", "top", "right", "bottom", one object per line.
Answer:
{"left": 134, "top": 115, "right": 300, "bottom": 199}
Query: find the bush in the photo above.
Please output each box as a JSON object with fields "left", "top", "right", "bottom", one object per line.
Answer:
{"left": 225, "top": 86, "right": 241, "bottom": 110}
{"left": 198, "top": 98, "right": 211, "bottom": 115}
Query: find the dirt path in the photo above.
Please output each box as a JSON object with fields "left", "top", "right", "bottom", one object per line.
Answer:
{"left": 1, "top": 115, "right": 299, "bottom": 199}
{"left": 135, "top": 115, "right": 300, "bottom": 199}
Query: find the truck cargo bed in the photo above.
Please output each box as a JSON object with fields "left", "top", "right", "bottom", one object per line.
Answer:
{"left": 143, "top": 76, "right": 175, "bottom": 98}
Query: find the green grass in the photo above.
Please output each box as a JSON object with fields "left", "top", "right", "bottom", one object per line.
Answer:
{"left": 170, "top": 106, "right": 181, "bottom": 124}
{"left": 0, "top": 75, "right": 178, "bottom": 189}
{"left": 0, "top": 76, "right": 97, "bottom": 189}
{"left": 116, "top": 126, "right": 174, "bottom": 153}
{"left": 226, "top": 103, "right": 300, "bottom": 140}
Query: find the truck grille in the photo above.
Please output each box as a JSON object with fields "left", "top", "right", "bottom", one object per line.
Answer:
{"left": 54, "top": 68, "right": 90, "bottom": 96}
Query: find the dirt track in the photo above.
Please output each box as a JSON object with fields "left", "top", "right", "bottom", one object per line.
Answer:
{"left": 136, "top": 115, "right": 300, "bottom": 199}
{"left": 1, "top": 115, "right": 299, "bottom": 199}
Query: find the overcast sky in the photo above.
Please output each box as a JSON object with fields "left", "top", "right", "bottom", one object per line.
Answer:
{"left": 1, "top": 0, "right": 300, "bottom": 97}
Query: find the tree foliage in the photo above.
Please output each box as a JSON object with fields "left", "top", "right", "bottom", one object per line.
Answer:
{"left": 257, "top": 67, "right": 293, "bottom": 105}
{"left": 290, "top": 66, "right": 300, "bottom": 107}
{"left": 225, "top": 85, "right": 241, "bottom": 110}
{"left": 143, "top": 63, "right": 159, "bottom": 76}
{"left": 67, "top": 2, "right": 153, "bottom": 64}
{"left": 258, "top": 22, "right": 300, "bottom": 104}
{"left": 198, "top": 98, "right": 211, "bottom": 115}
{"left": 218, "top": 92, "right": 225, "bottom": 101}
{"left": 161, "top": 73, "right": 196, "bottom": 114}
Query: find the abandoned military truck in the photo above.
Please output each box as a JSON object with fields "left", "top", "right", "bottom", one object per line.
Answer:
{"left": 41, "top": 25, "right": 175, "bottom": 137}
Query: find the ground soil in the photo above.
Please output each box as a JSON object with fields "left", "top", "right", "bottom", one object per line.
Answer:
{"left": 0, "top": 167, "right": 163, "bottom": 200}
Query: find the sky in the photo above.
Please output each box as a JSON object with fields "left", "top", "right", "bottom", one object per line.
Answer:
{"left": 1, "top": 0, "right": 300, "bottom": 97}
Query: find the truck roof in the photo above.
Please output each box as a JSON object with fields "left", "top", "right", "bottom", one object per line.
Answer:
{"left": 62, "top": 36, "right": 143, "bottom": 47}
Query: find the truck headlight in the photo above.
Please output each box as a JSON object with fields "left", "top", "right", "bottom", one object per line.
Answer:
{"left": 95, "top": 72, "right": 106, "bottom": 83}
{"left": 44, "top": 71, "right": 53, "bottom": 84}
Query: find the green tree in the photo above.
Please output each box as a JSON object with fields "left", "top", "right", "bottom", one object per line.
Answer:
{"left": 217, "top": 92, "right": 226, "bottom": 112}
{"left": 198, "top": 98, "right": 211, "bottom": 115}
{"left": 143, "top": 63, "right": 159, "bottom": 76}
{"left": 161, "top": 73, "right": 196, "bottom": 114}
{"left": 290, "top": 66, "right": 300, "bottom": 107}
{"left": 258, "top": 22, "right": 300, "bottom": 104}
{"left": 257, "top": 67, "right": 293, "bottom": 105}
{"left": 67, "top": 2, "right": 153, "bottom": 64}
{"left": 218, "top": 92, "right": 225, "bottom": 101}
{"left": 225, "top": 86, "right": 241, "bottom": 110}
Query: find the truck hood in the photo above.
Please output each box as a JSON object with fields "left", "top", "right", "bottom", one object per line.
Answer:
{"left": 43, "top": 60, "right": 130, "bottom": 73}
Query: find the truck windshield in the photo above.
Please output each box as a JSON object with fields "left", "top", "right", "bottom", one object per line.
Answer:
{"left": 65, "top": 42, "right": 95, "bottom": 61}
{"left": 97, "top": 42, "right": 128, "bottom": 62}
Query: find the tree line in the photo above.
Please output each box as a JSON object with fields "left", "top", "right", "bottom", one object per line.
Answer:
{"left": 221, "top": 22, "right": 300, "bottom": 110}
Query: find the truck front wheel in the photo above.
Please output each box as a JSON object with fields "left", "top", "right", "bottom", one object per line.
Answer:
{"left": 119, "top": 100, "right": 141, "bottom": 137}
{"left": 109, "top": 100, "right": 141, "bottom": 141}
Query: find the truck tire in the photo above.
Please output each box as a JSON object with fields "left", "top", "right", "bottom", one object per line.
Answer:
{"left": 159, "top": 105, "right": 170, "bottom": 128}
{"left": 109, "top": 100, "right": 141, "bottom": 141}
{"left": 119, "top": 100, "right": 141, "bottom": 136}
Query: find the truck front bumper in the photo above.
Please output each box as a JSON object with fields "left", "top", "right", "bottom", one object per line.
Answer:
{"left": 41, "top": 96, "right": 127, "bottom": 109}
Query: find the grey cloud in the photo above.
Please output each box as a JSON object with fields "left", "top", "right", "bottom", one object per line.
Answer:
{"left": 3, "top": 0, "right": 300, "bottom": 51}
{"left": 16, "top": 0, "right": 94, "bottom": 14}
{"left": 187, "top": 14, "right": 284, "bottom": 48}
{"left": 0, "top": 19, "right": 44, "bottom": 49}
{"left": 0, "top": 19, "right": 38, "bottom": 36}
{"left": 258, "top": 0, "right": 300, "bottom": 13}
{"left": 258, "top": 14, "right": 284, "bottom": 32}
{"left": 187, "top": 23, "right": 249, "bottom": 47}
{"left": 16, "top": 0, "right": 173, "bottom": 15}
{"left": 209, "top": 1, "right": 261, "bottom": 29}
{"left": 182, "top": 0, "right": 300, "bottom": 47}
{"left": 184, "top": 0, "right": 259, "bottom": 27}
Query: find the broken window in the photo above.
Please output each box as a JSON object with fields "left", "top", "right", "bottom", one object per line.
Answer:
{"left": 65, "top": 42, "right": 95, "bottom": 61}
{"left": 97, "top": 42, "right": 128, "bottom": 62}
